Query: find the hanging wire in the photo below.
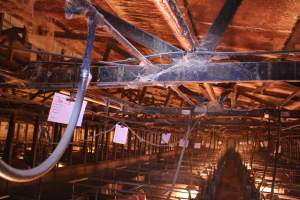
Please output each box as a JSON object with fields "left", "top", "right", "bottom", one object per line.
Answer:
{"left": 282, "top": 124, "right": 300, "bottom": 131}
{"left": 72, "top": 122, "right": 181, "bottom": 147}
{"left": 120, "top": 122, "right": 181, "bottom": 147}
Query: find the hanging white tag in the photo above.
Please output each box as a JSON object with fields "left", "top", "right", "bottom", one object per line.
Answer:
{"left": 274, "top": 145, "right": 282, "bottom": 154}
{"left": 179, "top": 138, "right": 189, "bottom": 148}
{"left": 278, "top": 145, "right": 282, "bottom": 153}
{"left": 86, "top": 73, "right": 92, "bottom": 89}
{"left": 205, "top": 143, "right": 210, "bottom": 148}
{"left": 260, "top": 142, "right": 264, "bottom": 148}
{"left": 113, "top": 124, "right": 128, "bottom": 145}
{"left": 194, "top": 143, "right": 201, "bottom": 149}
{"left": 161, "top": 133, "right": 171, "bottom": 144}
{"left": 47, "top": 93, "right": 87, "bottom": 127}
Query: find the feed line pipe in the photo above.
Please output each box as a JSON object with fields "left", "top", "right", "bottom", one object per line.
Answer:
{"left": 0, "top": 9, "right": 96, "bottom": 182}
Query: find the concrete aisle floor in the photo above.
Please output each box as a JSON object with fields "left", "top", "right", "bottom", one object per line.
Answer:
{"left": 215, "top": 158, "right": 245, "bottom": 200}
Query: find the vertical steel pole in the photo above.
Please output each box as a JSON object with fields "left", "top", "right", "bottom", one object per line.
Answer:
{"left": 270, "top": 110, "right": 281, "bottom": 199}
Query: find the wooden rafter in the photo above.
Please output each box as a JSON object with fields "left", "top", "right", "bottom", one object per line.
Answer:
{"left": 152, "top": 0, "right": 197, "bottom": 106}
{"left": 164, "top": 89, "right": 172, "bottom": 107}
{"left": 170, "top": 86, "right": 195, "bottom": 106}
{"left": 280, "top": 90, "right": 300, "bottom": 107}
{"left": 153, "top": 0, "right": 196, "bottom": 51}
{"left": 203, "top": 83, "right": 217, "bottom": 102}
{"left": 230, "top": 85, "right": 238, "bottom": 108}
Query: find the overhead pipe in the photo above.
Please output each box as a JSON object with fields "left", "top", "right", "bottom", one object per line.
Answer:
{"left": 0, "top": 4, "right": 96, "bottom": 182}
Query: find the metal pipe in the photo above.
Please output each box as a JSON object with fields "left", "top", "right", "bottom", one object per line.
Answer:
{"left": 0, "top": 11, "right": 96, "bottom": 182}
{"left": 166, "top": 120, "right": 196, "bottom": 199}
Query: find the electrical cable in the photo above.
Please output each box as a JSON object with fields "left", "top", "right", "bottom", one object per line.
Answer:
{"left": 0, "top": 14, "right": 96, "bottom": 182}
{"left": 52, "top": 125, "right": 117, "bottom": 146}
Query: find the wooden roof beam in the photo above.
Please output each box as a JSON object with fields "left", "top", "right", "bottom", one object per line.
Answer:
{"left": 152, "top": 0, "right": 198, "bottom": 105}
{"left": 280, "top": 90, "right": 300, "bottom": 107}
{"left": 241, "top": 92, "right": 277, "bottom": 108}
{"left": 138, "top": 87, "right": 147, "bottom": 104}
{"left": 164, "top": 89, "right": 172, "bottom": 107}
{"left": 230, "top": 85, "right": 238, "bottom": 108}
{"left": 154, "top": 0, "right": 196, "bottom": 51}
{"left": 177, "top": 85, "right": 207, "bottom": 103}
{"left": 203, "top": 83, "right": 217, "bottom": 102}
{"left": 170, "top": 85, "right": 195, "bottom": 106}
